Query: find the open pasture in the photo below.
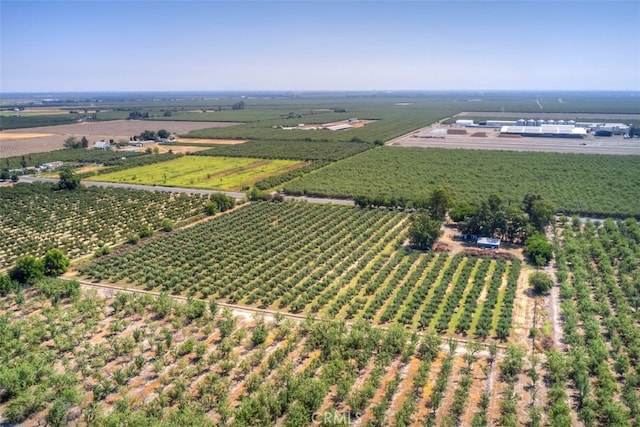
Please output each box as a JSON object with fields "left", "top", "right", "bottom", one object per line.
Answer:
{"left": 0, "top": 183, "right": 209, "bottom": 269}
{"left": 0, "top": 283, "right": 554, "bottom": 426}
{"left": 79, "top": 202, "right": 526, "bottom": 341}
{"left": 283, "top": 147, "right": 640, "bottom": 218}
{"left": 86, "top": 156, "right": 307, "bottom": 191}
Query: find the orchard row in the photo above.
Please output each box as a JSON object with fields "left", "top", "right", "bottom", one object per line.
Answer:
{"left": 0, "top": 183, "right": 209, "bottom": 268}
{"left": 0, "top": 283, "right": 547, "bottom": 426}
{"left": 80, "top": 202, "right": 522, "bottom": 339}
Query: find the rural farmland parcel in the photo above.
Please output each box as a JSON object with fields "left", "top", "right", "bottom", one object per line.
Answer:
{"left": 87, "top": 155, "right": 308, "bottom": 190}
{"left": 0, "top": 120, "right": 239, "bottom": 158}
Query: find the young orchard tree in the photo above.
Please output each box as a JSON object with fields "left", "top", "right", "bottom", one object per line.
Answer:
{"left": 529, "top": 271, "right": 554, "bottom": 295}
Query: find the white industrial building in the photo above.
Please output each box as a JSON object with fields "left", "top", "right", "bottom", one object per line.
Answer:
{"left": 500, "top": 125, "right": 587, "bottom": 138}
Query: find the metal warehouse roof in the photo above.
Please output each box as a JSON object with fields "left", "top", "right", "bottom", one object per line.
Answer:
{"left": 500, "top": 125, "right": 587, "bottom": 136}
{"left": 326, "top": 124, "right": 352, "bottom": 131}
{"left": 477, "top": 237, "right": 501, "bottom": 247}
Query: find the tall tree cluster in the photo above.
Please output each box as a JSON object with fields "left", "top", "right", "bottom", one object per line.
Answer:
{"left": 452, "top": 194, "right": 555, "bottom": 243}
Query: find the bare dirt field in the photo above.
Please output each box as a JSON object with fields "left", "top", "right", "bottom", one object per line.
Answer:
{"left": 0, "top": 120, "right": 240, "bottom": 158}
{"left": 391, "top": 124, "right": 640, "bottom": 155}
{"left": 149, "top": 143, "right": 211, "bottom": 154}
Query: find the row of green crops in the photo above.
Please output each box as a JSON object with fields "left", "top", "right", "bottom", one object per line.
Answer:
{"left": 283, "top": 147, "right": 640, "bottom": 218}
{"left": 0, "top": 283, "right": 548, "bottom": 426}
{"left": 553, "top": 218, "right": 640, "bottom": 426}
{"left": 0, "top": 113, "right": 80, "bottom": 130}
{"left": 0, "top": 183, "right": 209, "bottom": 268}
{"left": 79, "top": 202, "right": 521, "bottom": 339}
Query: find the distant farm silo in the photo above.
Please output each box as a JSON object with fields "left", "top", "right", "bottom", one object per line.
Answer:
{"left": 516, "top": 119, "right": 526, "bottom": 126}
{"left": 527, "top": 119, "right": 536, "bottom": 126}
{"left": 557, "top": 119, "right": 566, "bottom": 125}
{"left": 546, "top": 119, "right": 556, "bottom": 125}
{"left": 535, "top": 119, "right": 545, "bottom": 126}
{"left": 567, "top": 120, "right": 576, "bottom": 125}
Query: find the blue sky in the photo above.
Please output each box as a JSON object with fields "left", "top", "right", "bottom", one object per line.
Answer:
{"left": 1, "top": 0, "right": 639, "bottom": 92}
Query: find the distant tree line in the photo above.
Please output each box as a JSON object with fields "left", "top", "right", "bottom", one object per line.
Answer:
{"left": 132, "top": 129, "right": 170, "bottom": 141}
{"left": 355, "top": 187, "right": 455, "bottom": 220}
{"left": 128, "top": 111, "right": 149, "bottom": 119}
{"left": 1, "top": 248, "right": 71, "bottom": 293}
{"left": 63, "top": 136, "right": 89, "bottom": 149}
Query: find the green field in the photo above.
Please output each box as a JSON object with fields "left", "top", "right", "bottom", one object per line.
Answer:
{"left": 283, "top": 147, "right": 640, "bottom": 218}
{"left": 87, "top": 155, "right": 307, "bottom": 190}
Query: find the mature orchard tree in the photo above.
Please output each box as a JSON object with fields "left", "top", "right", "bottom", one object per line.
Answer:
{"left": 58, "top": 169, "right": 80, "bottom": 190}
{"left": 139, "top": 130, "right": 157, "bottom": 141}
{"left": 63, "top": 137, "right": 82, "bottom": 149}
{"left": 429, "top": 187, "right": 455, "bottom": 220}
{"left": 525, "top": 233, "right": 553, "bottom": 266}
{"left": 210, "top": 193, "right": 235, "bottom": 212}
{"left": 42, "top": 248, "right": 70, "bottom": 276}
{"left": 449, "top": 201, "right": 478, "bottom": 222}
{"left": 408, "top": 213, "right": 443, "bottom": 250}
{"left": 0, "top": 274, "right": 19, "bottom": 296}
{"left": 9, "top": 255, "right": 44, "bottom": 284}
{"left": 524, "top": 194, "right": 555, "bottom": 232}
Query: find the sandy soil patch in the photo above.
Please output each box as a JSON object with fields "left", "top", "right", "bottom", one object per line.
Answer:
{"left": 149, "top": 143, "right": 211, "bottom": 154}
{"left": 174, "top": 138, "right": 248, "bottom": 145}
{"left": 0, "top": 132, "right": 53, "bottom": 140}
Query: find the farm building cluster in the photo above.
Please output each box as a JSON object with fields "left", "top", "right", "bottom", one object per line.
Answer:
{"left": 454, "top": 119, "right": 633, "bottom": 139}
{"left": 277, "top": 118, "right": 375, "bottom": 131}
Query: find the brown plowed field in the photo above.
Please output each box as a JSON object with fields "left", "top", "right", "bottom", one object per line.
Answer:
{"left": 0, "top": 120, "right": 240, "bottom": 158}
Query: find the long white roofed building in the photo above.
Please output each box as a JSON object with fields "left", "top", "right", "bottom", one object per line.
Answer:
{"left": 500, "top": 125, "right": 587, "bottom": 138}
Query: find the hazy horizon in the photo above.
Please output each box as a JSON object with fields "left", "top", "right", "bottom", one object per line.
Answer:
{"left": 2, "top": 0, "right": 639, "bottom": 93}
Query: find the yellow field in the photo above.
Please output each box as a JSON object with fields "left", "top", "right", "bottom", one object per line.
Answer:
{"left": 86, "top": 155, "right": 307, "bottom": 190}
{"left": 0, "top": 132, "right": 53, "bottom": 140}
